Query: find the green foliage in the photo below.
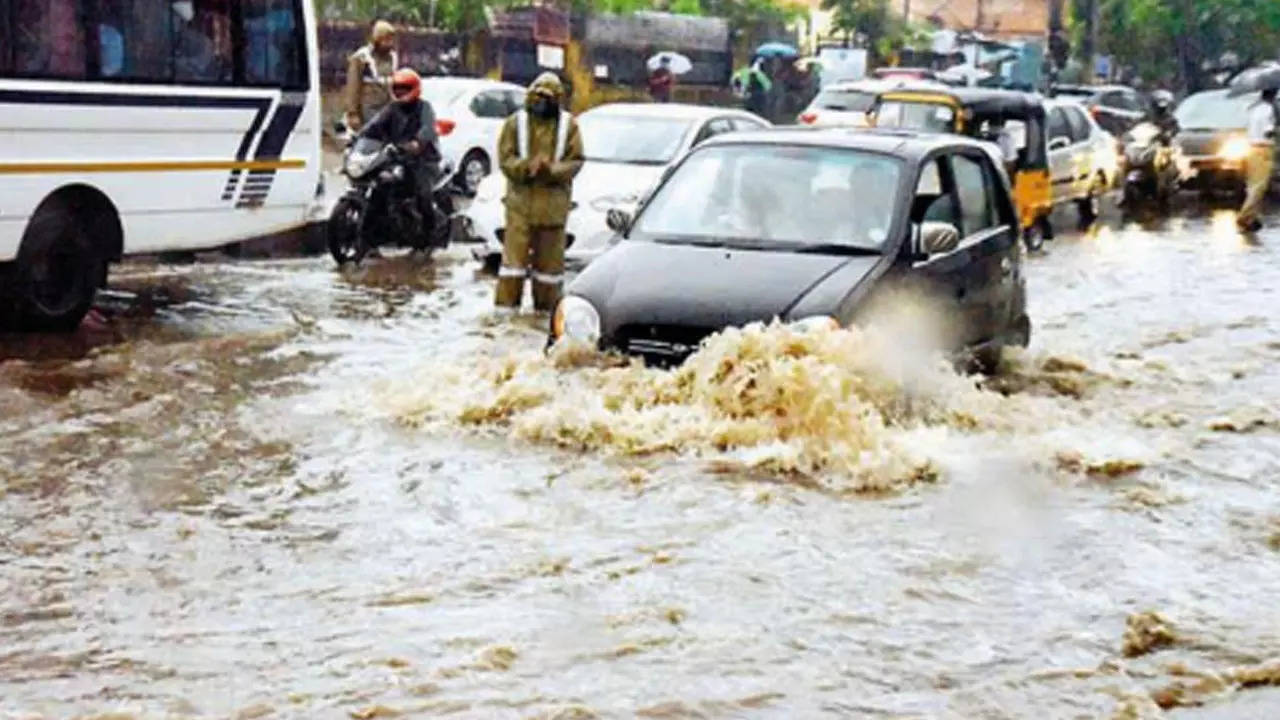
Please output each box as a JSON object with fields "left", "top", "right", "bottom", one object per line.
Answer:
{"left": 818, "top": 0, "right": 912, "bottom": 60}
{"left": 1095, "top": 0, "right": 1280, "bottom": 88}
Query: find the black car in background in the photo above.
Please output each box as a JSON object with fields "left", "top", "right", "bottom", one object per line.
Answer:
{"left": 1049, "top": 84, "right": 1148, "bottom": 137}
{"left": 1174, "top": 88, "right": 1280, "bottom": 195}
{"left": 550, "top": 129, "right": 1030, "bottom": 371}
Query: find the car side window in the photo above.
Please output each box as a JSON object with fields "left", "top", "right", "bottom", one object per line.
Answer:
{"left": 471, "top": 91, "right": 509, "bottom": 119}
{"left": 913, "top": 158, "right": 959, "bottom": 228}
{"left": 1047, "top": 108, "right": 1071, "bottom": 148}
{"left": 1065, "top": 107, "right": 1092, "bottom": 143}
{"left": 951, "top": 154, "right": 997, "bottom": 237}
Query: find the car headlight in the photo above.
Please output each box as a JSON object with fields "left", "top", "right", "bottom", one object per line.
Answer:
{"left": 552, "top": 295, "right": 601, "bottom": 343}
{"left": 1220, "top": 136, "right": 1251, "bottom": 162}
{"left": 791, "top": 315, "right": 839, "bottom": 332}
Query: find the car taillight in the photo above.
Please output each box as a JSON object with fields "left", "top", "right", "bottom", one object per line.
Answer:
{"left": 800, "top": 112, "right": 817, "bottom": 125}
{"left": 436, "top": 119, "right": 456, "bottom": 136}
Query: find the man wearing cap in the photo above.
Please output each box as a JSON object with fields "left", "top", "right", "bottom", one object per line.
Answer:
{"left": 493, "top": 73, "right": 584, "bottom": 314}
{"left": 343, "top": 20, "right": 398, "bottom": 133}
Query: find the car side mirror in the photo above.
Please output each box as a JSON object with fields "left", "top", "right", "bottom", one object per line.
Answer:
{"left": 920, "top": 221, "right": 961, "bottom": 255}
{"left": 606, "top": 208, "right": 633, "bottom": 235}
{"left": 1049, "top": 136, "right": 1070, "bottom": 151}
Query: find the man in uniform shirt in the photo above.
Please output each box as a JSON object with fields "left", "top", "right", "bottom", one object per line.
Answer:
{"left": 1238, "top": 88, "right": 1277, "bottom": 232}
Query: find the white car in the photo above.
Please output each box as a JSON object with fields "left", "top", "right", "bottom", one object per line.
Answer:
{"left": 466, "top": 103, "right": 770, "bottom": 271}
{"left": 798, "top": 79, "right": 909, "bottom": 128}
{"left": 420, "top": 78, "right": 527, "bottom": 195}
{"left": 1044, "top": 98, "right": 1120, "bottom": 221}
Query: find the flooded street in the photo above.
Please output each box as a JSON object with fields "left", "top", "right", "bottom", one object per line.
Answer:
{"left": 3, "top": 202, "right": 1280, "bottom": 719}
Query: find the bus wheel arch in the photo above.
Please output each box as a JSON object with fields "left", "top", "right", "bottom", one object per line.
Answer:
{"left": 9, "top": 185, "right": 119, "bottom": 331}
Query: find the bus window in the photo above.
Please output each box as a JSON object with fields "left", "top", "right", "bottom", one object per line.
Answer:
{"left": 242, "top": 0, "right": 307, "bottom": 88}
{"left": 12, "top": 0, "right": 87, "bottom": 79}
{"left": 173, "top": 0, "right": 233, "bottom": 83}
{"left": 1, "top": 4, "right": 11, "bottom": 72}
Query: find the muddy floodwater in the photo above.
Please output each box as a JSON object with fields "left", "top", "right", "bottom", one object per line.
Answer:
{"left": 3, "top": 204, "right": 1280, "bottom": 719}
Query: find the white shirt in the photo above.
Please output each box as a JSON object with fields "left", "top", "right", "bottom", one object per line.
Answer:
{"left": 1246, "top": 100, "right": 1276, "bottom": 144}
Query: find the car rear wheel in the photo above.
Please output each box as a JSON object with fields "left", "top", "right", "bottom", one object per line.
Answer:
{"left": 9, "top": 200, "right": 105, "bottom": 332}
{"left": 459, "top": 151, "right": 490, "bottom": 197}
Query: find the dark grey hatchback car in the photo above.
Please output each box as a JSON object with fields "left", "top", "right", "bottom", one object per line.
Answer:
{"left": 549, "top": 128, "right": 1030, "bottom": 369}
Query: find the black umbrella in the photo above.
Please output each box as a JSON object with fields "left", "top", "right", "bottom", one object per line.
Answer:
{"left": 1227, "top": 64, "right": 1280, "bottom": 97}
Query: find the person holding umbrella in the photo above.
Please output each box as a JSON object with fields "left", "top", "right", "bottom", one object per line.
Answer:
{"left": 646, "top": 52, "right": 691, "bottom": 103}
{"left": 1230, "top": 65, "right": 1280, "bottom": 231}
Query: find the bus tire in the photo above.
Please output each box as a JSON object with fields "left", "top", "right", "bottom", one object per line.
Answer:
{"left": 14, "top": 200, "right": 104, "bottom": 332}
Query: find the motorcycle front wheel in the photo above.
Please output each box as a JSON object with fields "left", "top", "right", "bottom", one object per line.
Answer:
{"left": 328, "top": 197, "right": 367, "bottom": 266}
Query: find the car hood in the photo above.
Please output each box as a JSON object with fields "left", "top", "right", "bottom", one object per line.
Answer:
{"left": 473, "top": 160, "right": 664, "bottom": 207}
{"left": 570, "top": 240, "right": 881, "bottom": 333}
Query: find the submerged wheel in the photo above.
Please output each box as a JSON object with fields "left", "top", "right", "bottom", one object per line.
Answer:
{"left": 327, "top": 197, "right": 367, "bottom": 266}
{"left": 1077, "top": 180, "right": 1102, "bottom": 227}
{"left": 459, "top": 151, "right": 491, "bottom": 197}
{"left": 11, "top": 199, "right": 104, "bottom": 332}
{"left": 1023, "top": 222, "right": 1045, "bottom": 251}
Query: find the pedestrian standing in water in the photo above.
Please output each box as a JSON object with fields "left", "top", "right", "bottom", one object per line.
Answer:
{"left": 1238, "top": 88, "right": 1278, "bottom": 233}
{"left": 494, "top": 73, "right": 584, "bottom": 315}
{"left": 343, "top": 20, "right": 398, "bottom": 134}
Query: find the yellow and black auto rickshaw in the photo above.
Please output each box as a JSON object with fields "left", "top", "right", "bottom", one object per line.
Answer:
{"left": 872, "top": 86, "right": 1053, "bottom": 250}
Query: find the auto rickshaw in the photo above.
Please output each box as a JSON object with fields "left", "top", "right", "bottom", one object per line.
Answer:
{"left": 872, "top": 86, "right": 1053, "bottom": 250}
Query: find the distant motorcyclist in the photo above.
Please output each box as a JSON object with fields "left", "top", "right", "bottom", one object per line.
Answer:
{"left": 358, "top": 69, "right": 441, "bottom": 223}
{"left": 343, "top": 20, "right": 398, "bottom": 133}
{"left": 1149, "top": 90, "right": 1179, "bottom": 143}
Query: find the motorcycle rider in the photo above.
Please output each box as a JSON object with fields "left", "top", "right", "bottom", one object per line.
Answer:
{"left": 343, "top": 20, "right": 398, "bottom": 134}
{"left": 357, "top": 69, "right": 441, "bottom": 231}
{"left": 494, "top": 72, "right": 584, "bottom": 314}
{"left": 1149, "top": 90, "right": 1179, "bottom": 144}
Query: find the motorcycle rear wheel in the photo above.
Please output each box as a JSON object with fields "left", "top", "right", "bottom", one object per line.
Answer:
{"left": 328, "top": 197, "right": 367, "bottom": 266}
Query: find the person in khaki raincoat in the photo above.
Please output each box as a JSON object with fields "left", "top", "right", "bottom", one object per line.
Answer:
{"left": 494, "top": 73, "right": 584, "bottom": 312}
{"left": 343, "top": 20, "right": 398, "bottom": 133}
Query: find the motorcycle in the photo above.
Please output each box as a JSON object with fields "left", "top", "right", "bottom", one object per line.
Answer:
{"left": 328, "top": 136, "right": 456, "bottom": 266}
{"left": 1120, "top": 122, "right": 1181, "bottom": 210}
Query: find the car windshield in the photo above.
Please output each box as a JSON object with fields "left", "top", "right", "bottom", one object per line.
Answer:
{"left": 1175, "top": 91, "right": 1256, "bottom": 130}
{"left": 634, "top": 144, "right": 902, "bottom": 251}
{"left": 578, "top": 115, "right": 692, "bottom": 165}
{"left": 813, "top": 88, "right": 876, "bottom": 112}
{"left": 875, "top": 100, "right": 957, "bottom": 132}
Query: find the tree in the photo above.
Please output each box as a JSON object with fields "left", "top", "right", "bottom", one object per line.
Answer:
{"left": 819, "top": 0, "right": 911, "bottom": 61}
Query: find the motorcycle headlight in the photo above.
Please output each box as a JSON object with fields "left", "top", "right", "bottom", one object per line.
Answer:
{"left": 552, "top": 295, "right": 601, "bottom": 343}
{"left": 345, "top": 151, "right": 377, "bottom": 178}
{"left": 1220, "top": 136, "right": 1251, "bottom": 162}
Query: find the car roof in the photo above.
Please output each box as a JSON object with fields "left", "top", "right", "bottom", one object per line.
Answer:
{"left": 821, "top": 78, "right": 943, "bottom": 93}
{"left": 584, "top": 102, "right": 762, "bottom": 121}
{"left": 699, "top": 126, "right": 991, "bottom": 160}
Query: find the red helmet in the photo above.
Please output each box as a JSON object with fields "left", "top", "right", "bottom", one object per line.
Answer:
{"left": 391, "top": 68, "right": 421, "bottom": 103}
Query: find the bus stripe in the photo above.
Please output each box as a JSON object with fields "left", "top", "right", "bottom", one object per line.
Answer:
{"left": 0, "top": 159, "right": 304, "bottom": 174}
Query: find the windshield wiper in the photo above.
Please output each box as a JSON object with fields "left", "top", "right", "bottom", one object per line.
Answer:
{"left": 791, "top": 243, "right": 881, "bottom": 256}
{"left": 653, "top": 236, "right": 725, "bottom": 248}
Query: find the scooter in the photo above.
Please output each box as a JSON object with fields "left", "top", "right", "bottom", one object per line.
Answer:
{"left": 1120, "top": 122, "right": 1180, "bottom": 210}
{"left": 327, "top": 136, "right": 456, "bottom": 266}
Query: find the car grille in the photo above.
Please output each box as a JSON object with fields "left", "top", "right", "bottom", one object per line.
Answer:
{"left": 1178, "top": 135, "right": 1220, "bottom": 158}
{"left": 613, "top": 324, "right": 717, "bottom": 366}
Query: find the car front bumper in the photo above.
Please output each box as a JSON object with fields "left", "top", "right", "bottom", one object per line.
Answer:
{"left": 465, "top": 200, "right": 617, "bottom": 271}
{"left": 1181, "top": 156, "right": 1245, "bottom": 188}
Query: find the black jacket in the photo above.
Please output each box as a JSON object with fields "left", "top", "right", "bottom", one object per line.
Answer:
{"left": 361, "top": 100, "right": 441, "bottom": 163}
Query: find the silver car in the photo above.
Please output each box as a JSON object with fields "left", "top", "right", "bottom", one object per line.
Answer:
{"left": 465, "top": 103, "right": 770, "bottom": 272}
{"left": 1044, "top": 98, "right": 1121, "bottom": 222}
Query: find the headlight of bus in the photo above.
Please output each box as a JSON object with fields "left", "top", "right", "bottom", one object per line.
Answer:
{"left": 553, "top": 295, "right": 601, "bottom": 343}
{"left": 1220, "top": 136, "right": 1251, "bottom": 162}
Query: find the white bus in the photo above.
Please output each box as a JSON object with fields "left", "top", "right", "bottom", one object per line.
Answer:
{"left": 0, "top": 0, "right": 323, "bottom": 330}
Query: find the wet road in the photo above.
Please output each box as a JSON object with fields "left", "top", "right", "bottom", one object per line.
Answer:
{"left": 2, "top": 201, "right": 1279, "bottom": 719}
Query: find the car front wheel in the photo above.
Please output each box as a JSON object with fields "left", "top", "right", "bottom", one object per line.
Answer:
{"left": 459, "top": 151, "right": 491, "bottom": 197}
